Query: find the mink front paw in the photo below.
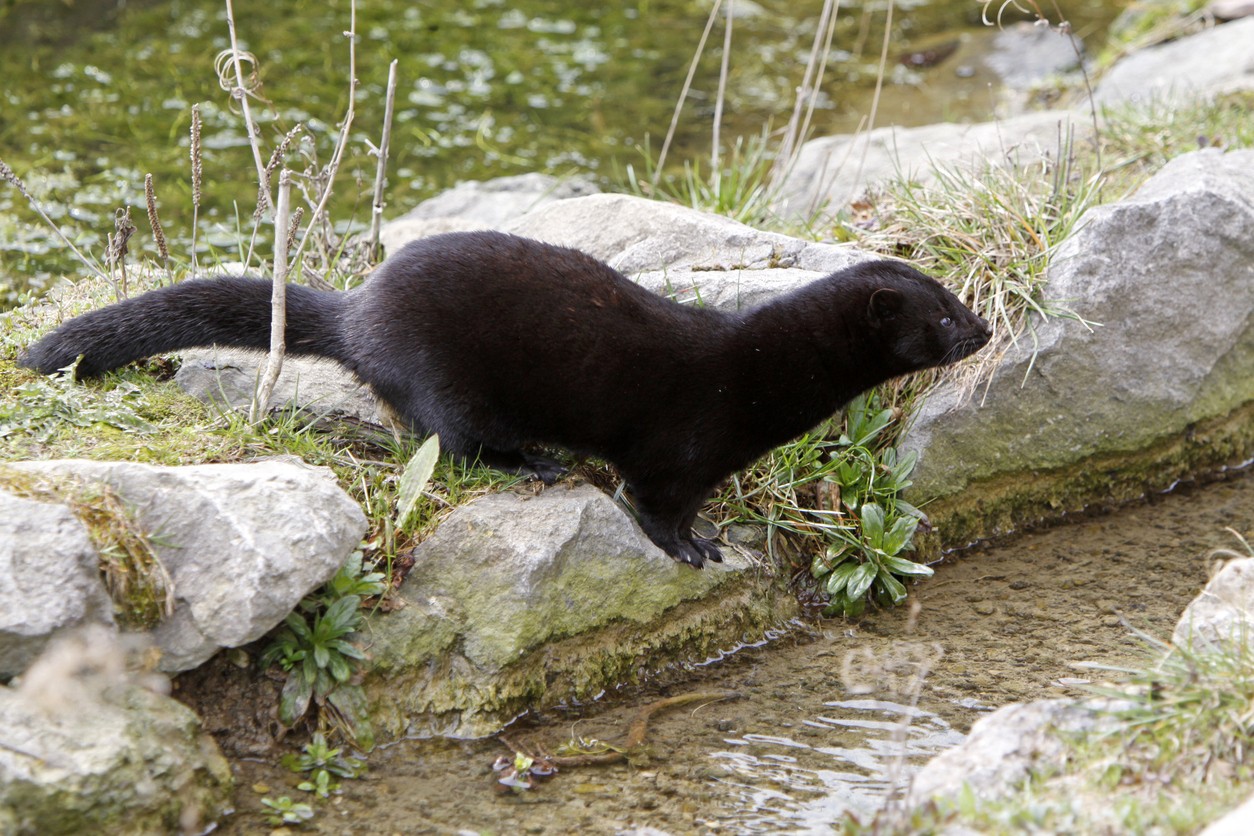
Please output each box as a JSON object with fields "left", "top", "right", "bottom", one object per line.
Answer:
{"left": 668, "top": 536, "right": 723, "bottom": 569}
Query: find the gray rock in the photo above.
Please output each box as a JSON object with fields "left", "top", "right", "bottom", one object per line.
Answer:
{"left": 380, "top": 172, "right": 599, "bottom": 254}
{"left": 984, "top": 22, "right": 1083, "bottom": 89}
{"left": 1211, "top": 0, "right": 1254, "bottom": 20}
{"left": 1173, "top": 557, "right": 1254, "bottom": 652}
{"left": 0, "top": 492, "right": 115, "bottom": 679}
{"left": 360, "top": 483, "right": 798, "bottom": 738}
{"left": 175, "top": 347, "right": 385, "bottom": 425}
{"left": 7, "top": 459, "right": 367, "bottom": 672}
{"left": 1202, "top": 789, "right": 1254, "bottom": 835}
{"left": 773, "top": 110, "right": 1087, "bottom": 220}
{"left": 1094, "top": 17, "right": 1254, "bottom": 108}
{"left": 0, "top": 627, "right": 231, "bottom": 835}
{"left": 505, "top": 191, "right": 871, "bottom": 276}
{"left": 907, "top": 698, "right": 1121, "bottom": 807}
{"left": 901, "top": 149, "right": 1254, "bottom": 538}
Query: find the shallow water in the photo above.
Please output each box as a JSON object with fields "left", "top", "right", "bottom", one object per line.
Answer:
{"left": 0, "top": 0, "right": 1123, "bottom": 301}
{"left": 212, "top": 468, "right": 1252, "bottom": 834}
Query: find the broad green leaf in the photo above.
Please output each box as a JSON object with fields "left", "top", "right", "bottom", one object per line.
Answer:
{"left": 322, "top": 594, "right": 364, "bottom": 635}
{"left": 846, "top": 560, "right": 878, "bottom": 601}
{"left": 876, "top": 570, "right": 908, "bottom": 605}
{"left": 825, "top": 560, "right": 861, "bottom": 595}
{"left": 327, "top": 684, "right": 376, "bottom": 751}
{"left": 860, "top": 502, "right": 886, "bottom": 547}
{"left": 881, "top": 555, "right": 936, "bottom": 577}
{"left": 883, "top": 514, "right": 920, "bottom": 555}
{"left": 279, "top": 672, "right": 314, "bottom": 726}
{"left": 394, "top": 434, "right": 440, "bottom": 530}
{"left": 811, "top": 552, "right": 832, "bottom": 579}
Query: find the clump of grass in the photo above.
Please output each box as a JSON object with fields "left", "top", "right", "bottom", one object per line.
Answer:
{"left": 1098, "top": 91, "right": 1254, "bottom": 195}
{"left": 619, "top": 132, "right": 783, "bottom": 227}
{"left": 712, "top": 390, "right": 930, "bottom": 616}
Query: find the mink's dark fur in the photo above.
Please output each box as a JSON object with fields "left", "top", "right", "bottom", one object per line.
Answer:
{"left": 20, "top": 231, "right": 991, "bottom": 567}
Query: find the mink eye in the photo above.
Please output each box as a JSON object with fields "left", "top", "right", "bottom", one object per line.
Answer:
{"left": 940, "top": 316, "right": 954, "bottom": 327}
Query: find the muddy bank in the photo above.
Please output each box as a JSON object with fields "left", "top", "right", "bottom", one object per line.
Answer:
{"left": 200, "top": 468, "right": 1252, "bottom": 834}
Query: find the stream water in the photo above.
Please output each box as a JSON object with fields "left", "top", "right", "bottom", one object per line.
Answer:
{"left": 0, "top": 0, "right": 1124, "bottom": 301}
{"left": 210, "top": 467, "right": 1253, "bottom": 834}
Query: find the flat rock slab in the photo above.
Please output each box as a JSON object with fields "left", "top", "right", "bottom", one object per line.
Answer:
{"left": 0, "top": 490, "right": 115, "bottom": 678}
{"left": 360, "top": 483, "right": 798, "bottom": 739}
{"left": 0, "top": 629, "right": 232, "bottom": 834}
{"left": 773, "top": 110, "right": 1087, "bottom": 220}
{"left": 1095, "top": 17, "right": 1254, "bottom": 108}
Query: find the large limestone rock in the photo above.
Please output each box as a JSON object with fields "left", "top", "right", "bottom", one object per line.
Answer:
{"left": 1094, "top": 17, "right": 1254, "bottom": 108}
{"left": 901, "top": 148, "right": 1254, "bottom": 548}
{"left": 506, "top": 192, "right": 874, "bottom": 310}
{"left": 1173, "top": 557, "right": 1254, "bottom": 652}
{"left": 5, "top": 459, "right": 367, "bottom": 672}
{"left": 772, "top": 110, "right": 1085, "bottom": 221}
{"left": 379, "top": 172, "right": 599, "bottom": 255}
{"left": 0, "top": 491, "right": 115, "bottom": 679}
{"left": 175, "top": 347, "right": 386, "bottom": 425}
{"left": 0, "top": 627, "right": 232, "bottom": 835}
{"left": 360, "top": 483, "right": 798, "bottom": 739}
{"left": 906, "top": 698, "right": 1121, "bottom": 808}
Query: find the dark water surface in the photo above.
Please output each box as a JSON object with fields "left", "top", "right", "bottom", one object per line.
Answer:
{"left": 211, "top": 468, "right": 1252, "bottom": 834}
{"left": 0, "top": 0, "right": 1122, "bottom": 301}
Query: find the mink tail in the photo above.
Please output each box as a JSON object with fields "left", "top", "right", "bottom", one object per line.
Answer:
{"left": 17, "top": 277, "right": 347, "bottom": 379}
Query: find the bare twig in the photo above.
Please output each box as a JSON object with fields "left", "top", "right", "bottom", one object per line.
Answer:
{"left": 710, "top": 0, "right": 734, "bottom": 187}
{"left": 221, "top": 0, "right": 269, "bottom": 196}
{"left": 854, "top": 0, "right": 896, "bottom": 190}
{"left": 289, "top": 0, "right": 358, "bottom": 266}
{"left": 369, "top": 59, "right": 400, "bottom": 262}
{"left": 251, "top": 169, "right": 291, "bottom": 424}
{"left": 653, "top": 0, "right": 723, "bottom": 188}
{"left": 772, "top": 0, "right": 841, "bottom": 186}
{"left": 0, "top": 157, "right": 109, "bottom": 283}
{"left": 105, "top": 207, "right": 137, "bottom": 301}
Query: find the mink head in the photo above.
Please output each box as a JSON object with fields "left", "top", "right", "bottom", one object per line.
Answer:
{"left": 865, "top": 262, "right": 992, "bottom": 374}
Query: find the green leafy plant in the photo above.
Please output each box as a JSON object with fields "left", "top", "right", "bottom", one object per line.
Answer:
{"left": 716, "top": 390, "right": 934, "bottom": 615}
{"left": 259, "top": 795, "right": 315, "bottom": 826}
{"left": 260, "top": 551, "right": 385, "bottom": 743}
{"left": 282, "top": 731, "right": 366, "bottom": 798}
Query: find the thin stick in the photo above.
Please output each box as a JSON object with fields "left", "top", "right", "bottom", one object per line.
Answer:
{"left": 251, "top": 169, "right": 291, "bottom": 424}
{"left": 653, "top": 0, "right": 723, "bottom": 188}
{"left": 772, "top": 0, "right": 841, "bottom": 186}
{"left": 853, "top": 0, "right": 895, "bottom": 196}
{"left": 223, "top": 0, "right": 268, "bottom": 194}
{"left": 289, "top": 0, "right": 358, "bottom": 266}
{"left": 710, "top": 0, "right": 734, "bottom": 189}
{"left": 369, "top": 59, "right": 399, "bottom": 262}
{"left": 0, "top": 158, "right": 109, "bottom": 283}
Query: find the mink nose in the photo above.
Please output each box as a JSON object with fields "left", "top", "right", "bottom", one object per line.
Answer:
{"left": 978, "top": 317, "right": 992, "bottom": 338}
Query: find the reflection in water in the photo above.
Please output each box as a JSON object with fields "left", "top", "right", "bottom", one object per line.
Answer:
{"left": 711, "top": 697, "right": 967, "bottom": 832}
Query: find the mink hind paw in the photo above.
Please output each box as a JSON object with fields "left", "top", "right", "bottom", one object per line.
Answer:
{"left": 522, "top": 454, "right": 567, "bottom": 485}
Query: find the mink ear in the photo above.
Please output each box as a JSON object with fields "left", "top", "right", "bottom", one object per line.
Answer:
{"left": 868, "top": 288, "right": 903, "bottom": 324}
